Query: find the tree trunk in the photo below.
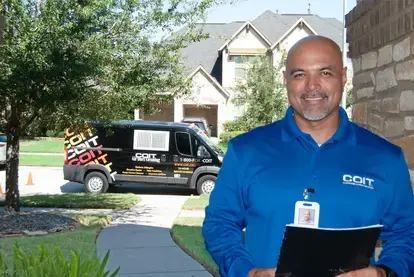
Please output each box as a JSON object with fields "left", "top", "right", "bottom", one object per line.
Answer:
{"left": 0, "top": 15, "right": 4, "bottom": 45}
{"left": 5, "top": 106, "right": 21, "bottom": 212}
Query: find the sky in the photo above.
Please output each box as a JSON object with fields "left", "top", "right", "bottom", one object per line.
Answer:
{"left": 205, "top": 0, "right": 356, "bottom": 23}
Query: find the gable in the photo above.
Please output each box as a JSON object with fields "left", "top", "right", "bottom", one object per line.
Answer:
{"left": 187, "top": 66, "right": 229, "bottom": 104}
{"left": 252, "top": 11, "right": 343, "bottom": 50}
{"left": 270, "top": 17, "right": 318, "bottom": 50}
{"left": 219, "top": 22, "right": 271, "bottom": 53}
{"left": 227, "top": 25, "right": 270, "bottom": 52}
{"left": 278, "top": 24, "right": 315, "bottom": 51}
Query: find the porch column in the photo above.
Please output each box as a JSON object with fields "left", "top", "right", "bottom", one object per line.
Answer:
{"left": 174, "top": 98, "right": 184, "bottom": 122}
{"left": 217, "top": 102, "right": 226, "bottom": 138}
{"left": 134, "top": 109, "right": 140, "bottom": 120}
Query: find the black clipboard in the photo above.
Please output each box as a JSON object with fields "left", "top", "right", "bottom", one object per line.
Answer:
{"left": 275, "top": 224, "right": 383, "bottom": 277}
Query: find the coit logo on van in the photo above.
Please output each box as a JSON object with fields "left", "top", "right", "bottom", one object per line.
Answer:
{"left": 342, "top": 174, "right": 374, "bottom": 189}
{"left": 132, "top": 153, "right": 160, "bottom": 163}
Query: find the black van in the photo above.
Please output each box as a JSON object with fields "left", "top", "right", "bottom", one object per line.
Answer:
{"left": 63, "top": 120, "right": 225, "bottom": 194}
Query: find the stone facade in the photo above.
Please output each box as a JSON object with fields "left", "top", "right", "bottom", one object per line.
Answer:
{"left": 346, "top": 0, "right": 414, "bottom": 189}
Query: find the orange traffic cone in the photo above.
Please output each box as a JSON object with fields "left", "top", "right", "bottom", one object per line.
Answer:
{"left": 26, "top": 172, "right": 34, "bottom": 186}
{"left": 0, "top": 183, "right": 3, "bottom": 195}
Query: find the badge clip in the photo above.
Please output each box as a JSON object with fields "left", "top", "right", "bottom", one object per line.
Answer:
{"left": 303, "top": 188, "right": 315, "bottom": 200}
{"left": 294, "top": 188, "right": 320, "bottom": 228}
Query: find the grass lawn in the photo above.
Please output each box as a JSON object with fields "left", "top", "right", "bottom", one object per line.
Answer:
{"left": 0, "top": 214, "right": 112, "bottom": 273}
{"left": 218, "top": 142, "right": 228, "bottom": 152}
{"left": 171, "top": 217, "right": 219, "bottom": 277}
{"left": 20, "top": 139, "right": 63, "bottom": 153}
{"left": 20, "top": 193, "right": 140, "bottom": 209}
{"left": 19, "top": 154, "right": 64, "bottom": 167}
{"left": 181, "top": 194, "right": 210, "bottom": 210}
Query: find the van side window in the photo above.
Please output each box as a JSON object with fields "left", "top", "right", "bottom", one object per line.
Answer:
{"left": 175, "top": 132, "right": 192, "bottom": 156}
{"left": 133, "top": 130, "right": 170, "bottom": 151}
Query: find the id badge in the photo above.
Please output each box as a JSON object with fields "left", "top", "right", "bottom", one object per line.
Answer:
{"left": 293, "top": 201, "right": 320, "bottom": 228}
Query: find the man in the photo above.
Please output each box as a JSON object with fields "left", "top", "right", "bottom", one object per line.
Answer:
{"left": 202, "top": 35, "right": 414, "bottom": 277}
{"left": 299, "top": 209, "right": 314, "bottom": 225}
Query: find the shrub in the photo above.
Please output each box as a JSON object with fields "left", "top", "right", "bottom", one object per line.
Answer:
{"left": 0, "top": 242, "right": 119, "bottom": 277}
{"left": 46, "top": 130, "right": 65, "bottom": 138}
{"left": 219, "top": 131, "right": 245, "bottom": 143}
{"left": 223, "top": 120, "right": 249, "bottom": 132}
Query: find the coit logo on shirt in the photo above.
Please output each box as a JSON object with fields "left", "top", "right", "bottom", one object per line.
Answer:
{"left": 342, "top": 174, "right": 375, "bottom": 189}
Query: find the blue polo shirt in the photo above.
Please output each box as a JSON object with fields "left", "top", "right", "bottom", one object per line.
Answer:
{"left": 202, "top": 106, "right": 414, "bottom": 277}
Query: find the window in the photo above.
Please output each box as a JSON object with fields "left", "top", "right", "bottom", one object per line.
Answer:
{"left": 235, "top": 67, "right": 247, "bottom": 78}
{"left": 230, "top": 55, "right": 260, "bottom": 80}
{"left": 133, "top": 130, "right": 169, "bottom": 151}
{"left": 175, "top": 132, "right": 192, "bottom": 156}
{"left": 230, "top": 55, "right": 258, "bottom": 64}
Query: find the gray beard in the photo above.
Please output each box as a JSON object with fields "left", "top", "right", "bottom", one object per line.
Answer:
{"left": 299, "top": 107, "right": 330, "bottom": 121}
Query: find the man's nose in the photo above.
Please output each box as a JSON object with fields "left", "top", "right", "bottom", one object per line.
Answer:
{"left": 305, "top": 75, "right": 321, "bottom": 91}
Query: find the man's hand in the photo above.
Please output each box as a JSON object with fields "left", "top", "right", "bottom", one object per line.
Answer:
{"left": 336, "top": 266, "right": 387, "bottom": 277}
{"left": 248, "top": 268, "right": 276, "bottom": 277}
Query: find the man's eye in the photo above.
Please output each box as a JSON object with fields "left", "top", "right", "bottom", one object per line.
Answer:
{"left": 293, "top": 74, "right": 304, "bottom": 78}
{"left": 321, "top": 72, "right": 332, "bottom": 76}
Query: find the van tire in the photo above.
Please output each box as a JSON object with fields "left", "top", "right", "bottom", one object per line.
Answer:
{"left": 84, "top": 171, "right": 109, "bottom": 193}
{"left": 196, "top": 175, "right": 216, "bottom": 195}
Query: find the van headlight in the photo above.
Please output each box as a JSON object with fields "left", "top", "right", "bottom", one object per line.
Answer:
{"left": 218, "top": 155, "right": 223, "bottom": 163}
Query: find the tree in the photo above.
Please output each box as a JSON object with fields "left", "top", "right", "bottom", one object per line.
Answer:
{"left": 233, "top": 52, "right": 288, "bottom": 130}
{"left": 346, "top": 87, "right": 353, "bottom": 109}
{"left": 0, "top": 0, "right": 237, "bottom": 212}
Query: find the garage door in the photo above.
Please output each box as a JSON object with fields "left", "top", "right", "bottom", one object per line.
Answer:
{"left": 183, "top": 104, "right": 218, "bottom": 137}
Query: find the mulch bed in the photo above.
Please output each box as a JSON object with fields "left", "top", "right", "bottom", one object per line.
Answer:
{"left": 0, "top": 212, "right": 80, "bottom": 238}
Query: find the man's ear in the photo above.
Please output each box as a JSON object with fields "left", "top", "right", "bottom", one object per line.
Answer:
{"left": 283, "top": 71, "right": 288, "bottom": 86}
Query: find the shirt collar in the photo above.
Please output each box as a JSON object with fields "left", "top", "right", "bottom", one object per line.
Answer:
{"left": 281, "top": 106, "right": 356, "bottom": 145}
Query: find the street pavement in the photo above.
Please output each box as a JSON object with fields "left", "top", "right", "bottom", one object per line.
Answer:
{"left": 0, "top": 166, "right": 197, "bottom": 197}
{"left": 0, "top": 166, "right": 82, "bottom": 200}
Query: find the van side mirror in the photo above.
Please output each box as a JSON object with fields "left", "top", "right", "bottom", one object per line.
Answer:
{"left": 197, "top": 145, "right": 211, "bottom": 158}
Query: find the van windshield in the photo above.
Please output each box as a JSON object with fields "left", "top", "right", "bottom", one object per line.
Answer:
{"left": 193, "top": 127, "right": 224, "bottom": 155}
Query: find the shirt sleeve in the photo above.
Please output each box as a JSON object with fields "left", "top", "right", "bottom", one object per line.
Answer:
{"left": 374, "top": 149, "right": 414, "bottom": 277}
{"left": 202, "top": 140, "right": 255, "bottom": 277}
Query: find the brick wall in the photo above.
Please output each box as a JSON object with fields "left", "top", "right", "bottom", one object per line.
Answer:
{"left": 346, "top": 0, "right": 414, "bottom": 189}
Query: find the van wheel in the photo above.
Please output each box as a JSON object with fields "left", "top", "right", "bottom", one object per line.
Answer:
{"left": 84, "top": 171, "right": 109, "bottom": 193}
{"left": 196, "top": 175, "right": 216, "bottom": 195}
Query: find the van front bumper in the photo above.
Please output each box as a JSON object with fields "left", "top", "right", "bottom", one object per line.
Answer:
{"left": 63, "top": 164, "right": 84, "bottom": 183}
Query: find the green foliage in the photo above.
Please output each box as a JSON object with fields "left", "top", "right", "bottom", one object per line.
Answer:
{"left": 0, "top": 0, "right": 238, "bottom": 211}
{"left": 233, "top": 53, "right": 288, "bottom": 129}
{"left": 220, "top": 118, "right": 250, "bottom": 143}
{"left": 223, "top": 119, "right": 249, "bottom": 132}
{"left": 219, "top": 131, "right": 244, "bottom": 143}
{"left": 0, "top": 0, "right": 236, "bottom": 129}
{"left": 20, "top": 193, "right": 140, "bottom": 209}
{"left": 0, "top": 242, "right": 119, "bottom": 277}
{"left": 346, "top": 87, "right": 353, "bottom": 109}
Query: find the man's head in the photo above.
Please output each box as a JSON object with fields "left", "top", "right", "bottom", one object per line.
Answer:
{"left": 283, "top": 35, "right": 347, "bottom": 122}
{"left": 303, "top": 210, "right": 311, "bottom": 221}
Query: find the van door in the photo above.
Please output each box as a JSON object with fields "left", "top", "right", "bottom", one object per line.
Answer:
{"left": 172, "top": 131, "right": 201, "bottom": 186}
{"left": 113, "top": 128, "right": 174, "bottom": 185}
{"left": 132, "top": 129, "right": 174, "bottom": 184}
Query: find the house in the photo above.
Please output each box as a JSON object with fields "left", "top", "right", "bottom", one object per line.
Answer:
{"left": 135, "top": 10, "right": 347, "bottom": 137}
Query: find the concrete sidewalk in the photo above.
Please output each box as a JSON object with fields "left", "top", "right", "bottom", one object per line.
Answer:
{"left": 96, "top": 195, "right": 213, "bottom": 277}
